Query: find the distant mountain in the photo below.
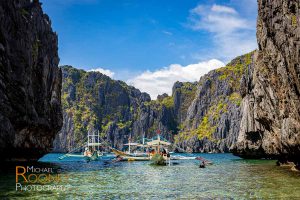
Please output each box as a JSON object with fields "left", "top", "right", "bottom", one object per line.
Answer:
{"left": 53, "top": 52, "right": 253, "bottom": 153}
{"left": 53, "top": 66, "right": 180, "bottom": 152}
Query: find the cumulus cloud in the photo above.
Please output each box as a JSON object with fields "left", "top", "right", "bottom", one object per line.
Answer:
{"left": 188, "top": 4, "right": 257, "bottom": 61}
{"left": 88, "top": 67, "right": 115, "bottom": 78}
{"left": 127, "top": 59, "right": 225, "bottom": 99}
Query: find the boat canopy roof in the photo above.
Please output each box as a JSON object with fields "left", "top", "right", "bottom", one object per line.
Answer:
{"left": 147, "top": 140, "right": 171, "bottom": 146}
{"left": 123, "top": 143, "right": 141, "bottom": 146}
{"left": 147, "top": 135, "right": 171, "bottom": 146}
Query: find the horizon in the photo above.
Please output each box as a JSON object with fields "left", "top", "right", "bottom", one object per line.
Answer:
{"left": 41, "top": 0, "right": 257, "bottom": 99}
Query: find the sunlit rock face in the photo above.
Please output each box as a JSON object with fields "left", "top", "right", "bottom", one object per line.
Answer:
{"left": 175, "top": 52, "right": 254, "bottom": 153}
{"left": 233, "top": 0, "right": 300, "bottom": 167}
{"left": 53, "top": 66, "right": 178, "bottom": 153}
{"left": 0, "top": 0, "right": 62, "bottom": 161}
{"left": 54, "top": 52, "right": 254, "bottom": 154}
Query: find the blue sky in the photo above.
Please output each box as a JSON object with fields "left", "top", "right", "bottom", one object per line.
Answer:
{"left": 41, "top": 0, "right": 258, "bottom": 99}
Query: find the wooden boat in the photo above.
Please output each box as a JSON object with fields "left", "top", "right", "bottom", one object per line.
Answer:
{"left": 147, "top": 134, "right": 171, "bottom": 165}
{"left": 59, "top": 131, "right": 104, "bottom": 161}
{"left": 111, "top": 136, "right": 149, "bottom": 158}
{"left": 111, "top": 148, "right": 128, "bottom": 156}
{"left": 111, "top": 132, "right": 198, "bottom": 164}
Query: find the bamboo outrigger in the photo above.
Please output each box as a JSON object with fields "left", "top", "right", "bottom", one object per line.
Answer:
{"left": 111, "top": 134, "right": 149, "bottom": 160}
{"left": 111, "top": 132, "right": 173, "bottom": 165}
{"left": 59, "top": 131, "right": 104, "bottom": 161}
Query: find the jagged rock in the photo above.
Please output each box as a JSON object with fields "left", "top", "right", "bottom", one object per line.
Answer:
{"left": 175, "top": 53, "right": 254, "bottom": 153}
{"left": 0, "top": 0, "right": 62, "bottom": 160}
{"left": 54, "top": 53, "right": 254, "bottom": 154}
{"left": 232, "top": 0, "right": 300, "bottom": 168}
{"left": 157, "top": 93, "right": 169, "bottom": 101}
{"left": 53, "top": 66, "right": 177, "bottom": 152}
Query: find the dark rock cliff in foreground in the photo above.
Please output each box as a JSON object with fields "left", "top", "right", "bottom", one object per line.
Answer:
{"left": 0, "top": 0, "right": 62, "bottom": 161}
{"left": 232, "top": 0, "right": 300, "bottom": 167}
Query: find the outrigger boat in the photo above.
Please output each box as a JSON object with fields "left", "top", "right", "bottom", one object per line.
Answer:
{"left": 112, "top": 133, "right": 173, "bottom": 165}
{"left": 111, "top": 131, "right": 212, "bottom": 165}
{"left": 111, "top": 136, "right": 150, "bottom": 159}
{"left": 59, "top": 131, "right": 104, "bottom": 161}
{"left": 147, "top": 134, "right": 171, "bottom": 165}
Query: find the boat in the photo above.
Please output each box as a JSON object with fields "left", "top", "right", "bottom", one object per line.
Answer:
{"left": 111, "top": 132, "right": 199, "bottom": 164}
{"left": 59, "top": 131, "right": 104, "bottom": 161}
{"left": 147, "top": 134, "right": 172, "bottom": 165}
{"left": 111, "top": 136, "right": 149, "bottom": 157}
{"left": 118, "top": 156, "right": 150, "bottom": 161}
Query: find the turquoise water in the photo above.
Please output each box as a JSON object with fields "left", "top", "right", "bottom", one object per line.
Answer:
{"left": 0, "top": 153, "right": 299, "bottom": 199}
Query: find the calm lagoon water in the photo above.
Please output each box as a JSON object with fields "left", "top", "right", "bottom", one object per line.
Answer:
{"left": 0, "top": 153, "right": 299, "bottom": 199}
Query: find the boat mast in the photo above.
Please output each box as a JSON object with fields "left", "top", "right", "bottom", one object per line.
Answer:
{"left": 88, "top": 130, "right": 99, "bottom": 152}
{"left": 88, "top": 131, "right": 90, "bottom": 150}
{"left": 97, "top": 130, "right": 99, "bottom": 152}
{"left": 157, "top": 129, "right": 160, "bottom": 153}
{"left": 142, "top": 137, "right": 145, "bottom": 145}
{"left": 128, "top": 134, "right": 131, "bottom": 154}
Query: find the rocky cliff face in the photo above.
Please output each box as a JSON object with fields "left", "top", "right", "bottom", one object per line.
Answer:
{"left": 54, "top": 52, "right": 254, "bottom": 153}
{"left": 0, "top": 0, "right": 62, "bottom": 161}
{"left": 53, "top": 66, "right": 179, "bottom": 152}
{"left": 232, "top": 0, "right": 300, "bottom": 167}
{"left": 175, "top": 53, "right": 254, "bottom": 153}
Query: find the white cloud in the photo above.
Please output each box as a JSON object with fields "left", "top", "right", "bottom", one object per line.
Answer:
{"left": 211, "top": 4, "right": 237, "bottom": 14}
{"left": 127, "top": 59, "right": 225, "bottom": 99}
{"left": 88, "top": 67, "right": 115, "bottom": 78}
{"left": 188, "top": 4, "right": 257, "bottom": 61}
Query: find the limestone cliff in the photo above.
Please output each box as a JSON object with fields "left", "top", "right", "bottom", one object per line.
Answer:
{"left": 175, "top": 53, "right": 254, "bottom": 153}
{"left": 232, "top": 0, "right": 300, "bottom": 167}
{"left": 54, "top": 53, "right": 253, "bottom": 153}
{"left": 53, "top": 66, "right": 178, "bottom": 152}
{"left": 0, "top": 0, "right": 62, "bottom": 161}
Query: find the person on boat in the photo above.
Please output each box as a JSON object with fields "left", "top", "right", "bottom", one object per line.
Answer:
{"left": 84, "top": 147, "right": 88, "bottom": 156}
{"left": 167, "top": 152, "right": 170, "bottom": 158}
{"left": 162, "top": 148, "right": 167, "bottom": 155}
{"left": 150, "top": 149, "right": 156, "bottom": 155}
{"left": 84, "top": 147, "right": 92, "bottom": 157}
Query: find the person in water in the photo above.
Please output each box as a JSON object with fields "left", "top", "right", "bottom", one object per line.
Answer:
{"left": 196, "top": 156, "right": 213, "bottom": 168}
{"left": 199, "top": 161, "right": 206, "bottom": 168}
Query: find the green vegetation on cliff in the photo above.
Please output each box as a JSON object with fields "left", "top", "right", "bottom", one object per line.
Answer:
{"left": 174, "top": 52, "right": 254, "bottom": 152}
{"left": 55, "top": 52, "right": 254, "bottom": 153}
{"left": 217, "top": 52, "right": 253, "bottom": 89}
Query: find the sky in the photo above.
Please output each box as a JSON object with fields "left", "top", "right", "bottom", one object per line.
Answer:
{"left": 41, "top": 0, "right": 258, "bottom": 99}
